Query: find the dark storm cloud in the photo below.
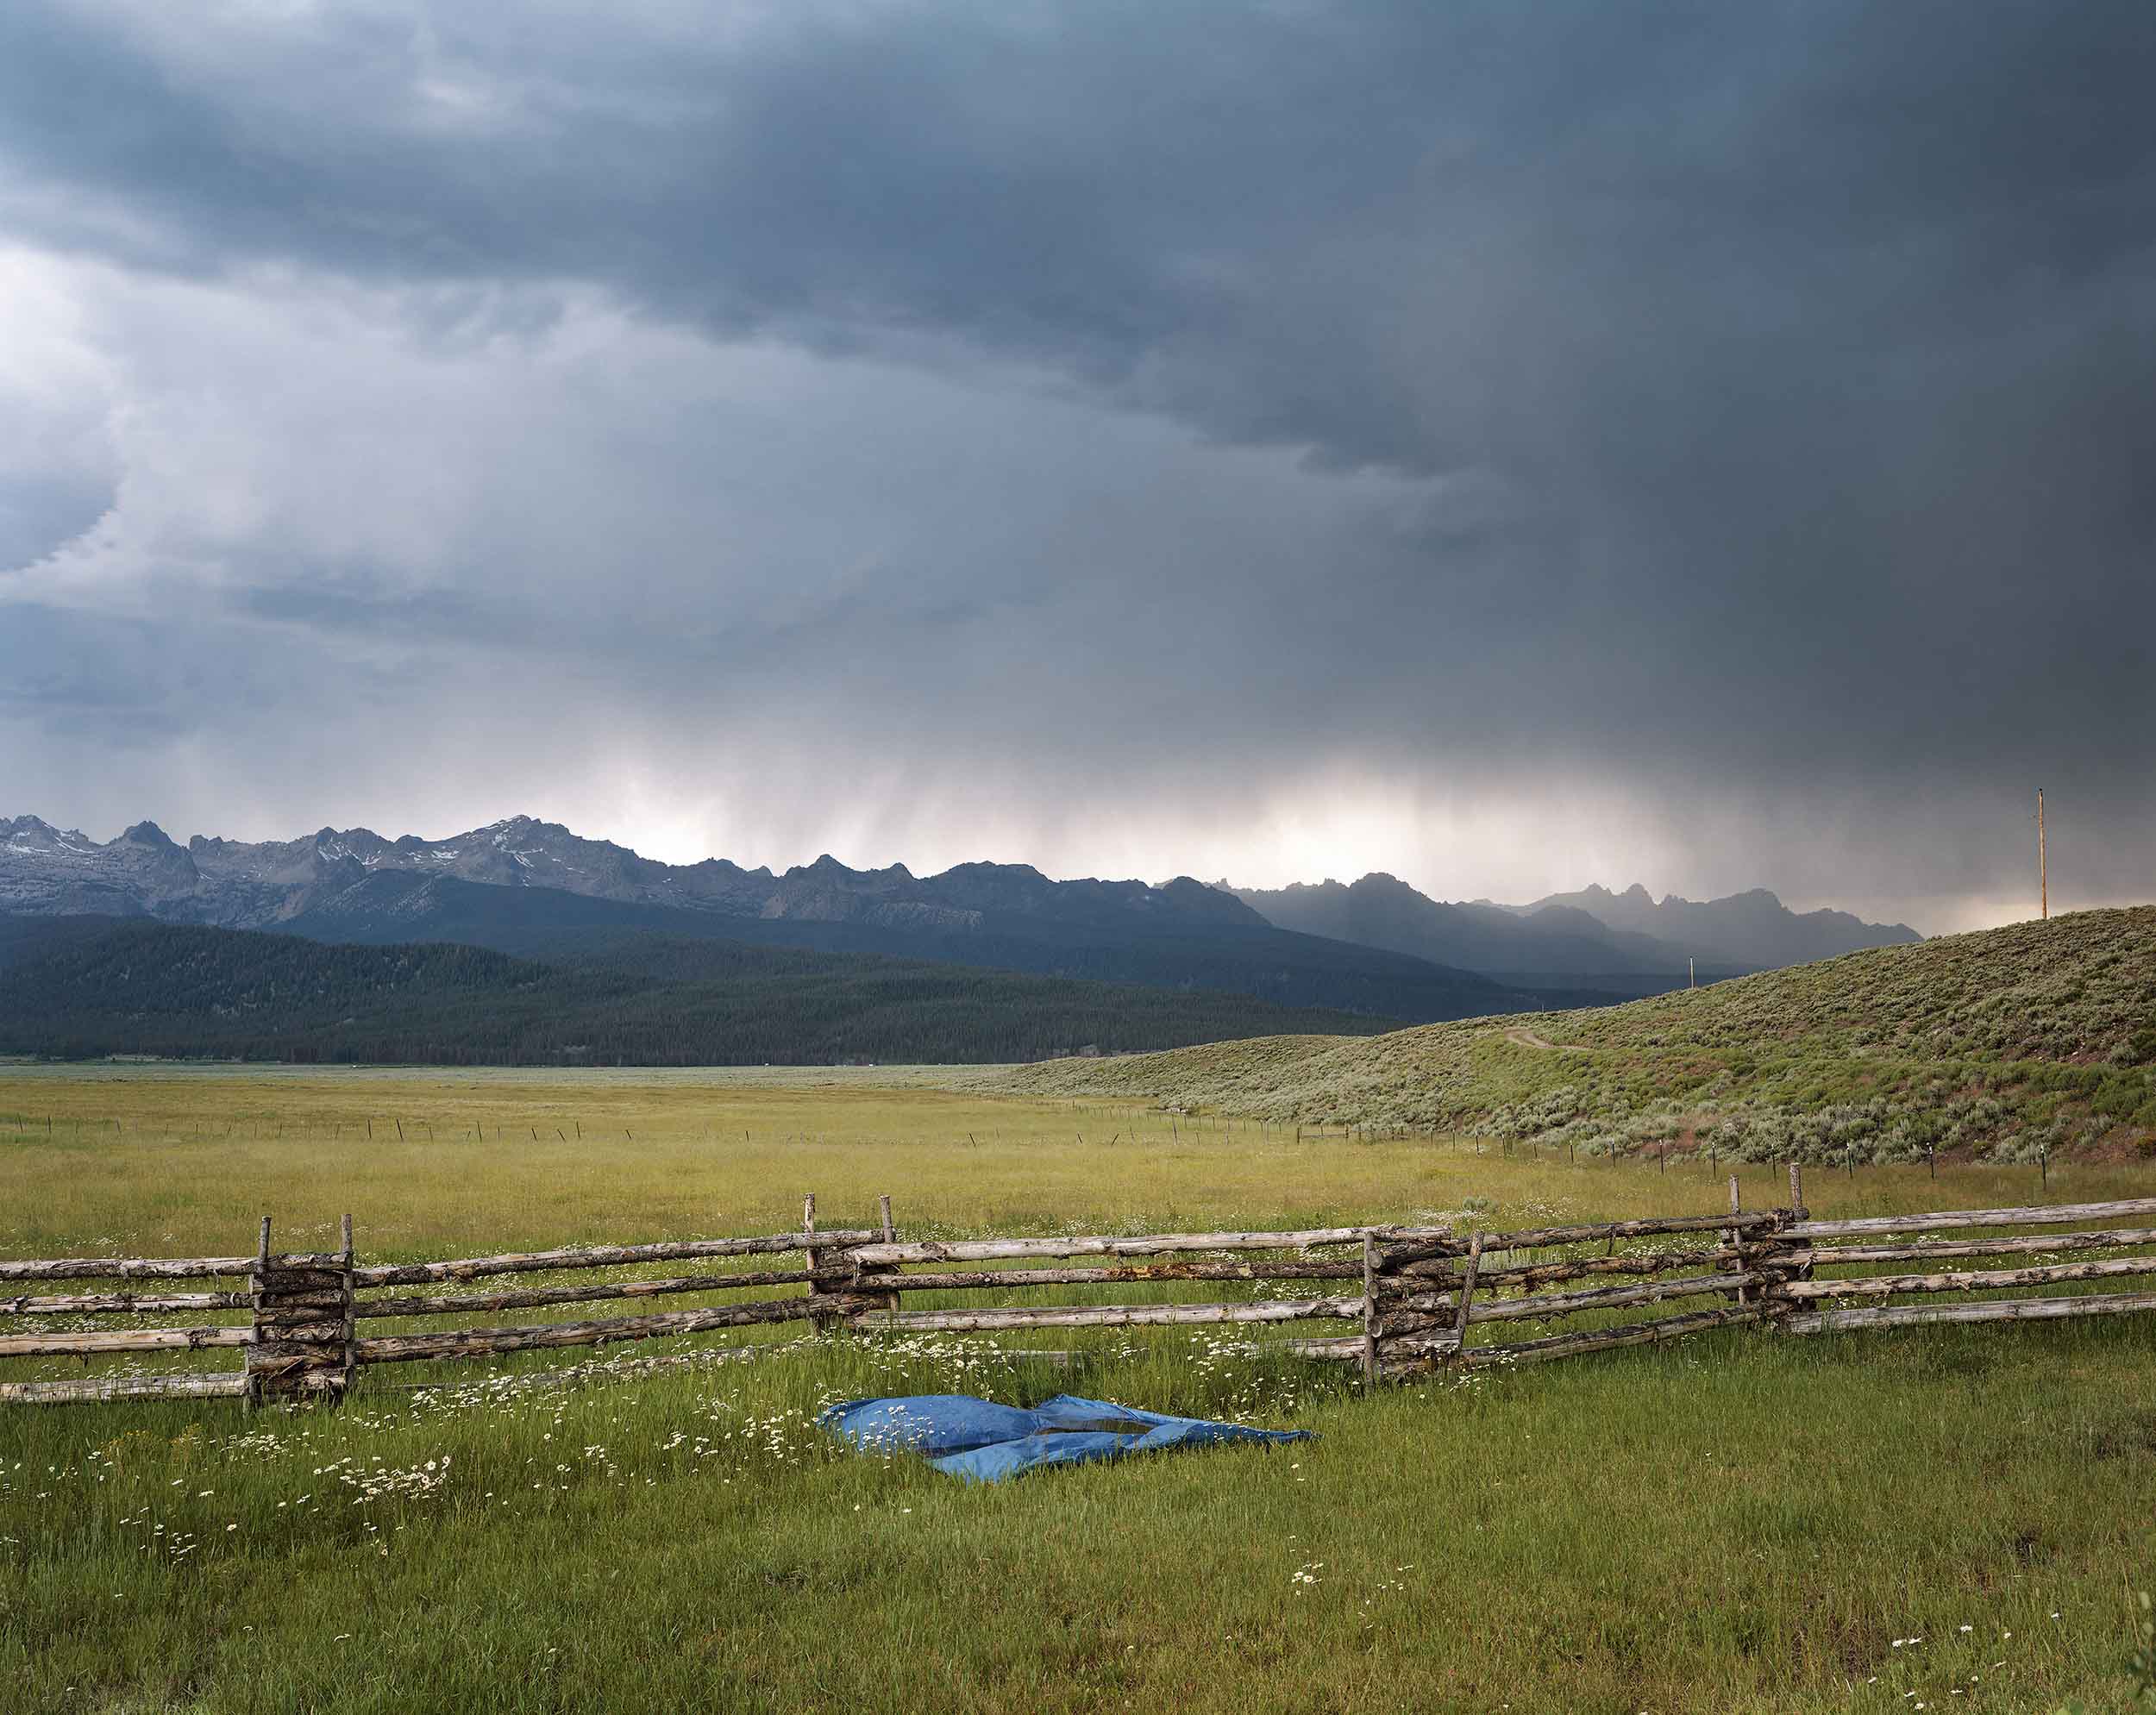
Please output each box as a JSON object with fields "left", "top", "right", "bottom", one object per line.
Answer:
{"left": 1, "top": 0, "right": 2152, "bottom": 923}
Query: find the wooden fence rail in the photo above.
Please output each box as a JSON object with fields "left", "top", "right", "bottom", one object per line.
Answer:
{"left": 6, "top": 1173, "right": 2156, "bottom": 1406}
{"left": 1782, "top": 1198, "right": 2156, "bottom": 1240}
{"left": 1784, "top": 1292, "right": 2156, "bottom": 1335}
{"left": 352, "top": 1230, "right": 883, "bottom": 1287}
{"left": 0, "top": 1257, "right": 258, "bottom": 1281}
{"left": 3, "top": 1290, "right": 251, "bottom": 1316}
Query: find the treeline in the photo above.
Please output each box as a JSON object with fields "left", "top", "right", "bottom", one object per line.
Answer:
{"left": 0, "top": 918, "right": 1401, "bottom": 1065}
{"left": 278, "top": 870, "right": 1544, "bottom": 1020}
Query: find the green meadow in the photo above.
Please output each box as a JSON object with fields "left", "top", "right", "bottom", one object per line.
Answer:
{"left": 3, "top": 1067, "right": 2153, "bottom": 1714}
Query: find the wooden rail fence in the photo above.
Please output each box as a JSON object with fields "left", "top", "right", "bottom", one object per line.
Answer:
{"left": 5, "top": 1174, "right": 2156, "bottom": 1406}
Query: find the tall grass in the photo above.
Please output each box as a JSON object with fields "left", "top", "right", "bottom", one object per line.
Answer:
{"left": 3, "top": 1067, "right": 2153, "bottom": 1713}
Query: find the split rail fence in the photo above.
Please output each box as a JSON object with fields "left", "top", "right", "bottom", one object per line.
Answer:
{"left": 6, "top": 1177, "right": 2156, "bottom": 1406}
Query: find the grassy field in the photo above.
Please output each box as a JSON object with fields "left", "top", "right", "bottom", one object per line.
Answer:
{"left": 1002, "top": 908, "right": 2156, "bottom": 1167}
{"left": 3, "top": 1067, "right": 2153, "bottom": 1714}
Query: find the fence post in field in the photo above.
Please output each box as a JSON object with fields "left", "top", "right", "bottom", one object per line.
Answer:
{"left": 244, "top": 1217, "right": 271, "bottom": 1411}
{"left": 243, "top": 1216, "right": 349, "bottom": 1406}
{"left": 1758, "top": 1163, "right": 1814, "bottom": 1320}
{"left": 338, "top": 1214, "right": 357, "bottom": 1399}
{"left": 1365, "top": 1233, "right": 1454, "bottom": 1380}
{"left": 1722, "top": 1176, "right": 1750, "bottom": 1308}
{"left": 802, "top": 1194, "right": 831, "bottom": 1333}
{"left": 1361, "top": 1234, "right": 1379, "bottom": 1389}
{"left": 1452, "top": 1232, "right": 1485, "bottom": 1359}
{"left": 856, "top": 1195, "right": 902, "bottom": 1322}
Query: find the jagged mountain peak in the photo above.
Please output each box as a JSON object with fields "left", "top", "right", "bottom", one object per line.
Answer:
{"left": 787, "top": 854, "right": 916, "bottom": 886}
{"left": 1290, "top": 872, "right": 1414, "bottom": 896}
{"left": 685, "top": 855, "right": 771, "bottom": 880}
{"left": 3, "top": 817, "right": 91, "bottom": 854}
{"left": 932, "top": 860, "right": 1049, "bottom": 883}
{"left": 3, "top": 813, "right": 1284, "bottom": 942}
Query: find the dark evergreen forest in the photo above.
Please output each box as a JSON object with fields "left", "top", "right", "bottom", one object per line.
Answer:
{"left": 0, "top": 917, "right": 1398, "bottom": 1065}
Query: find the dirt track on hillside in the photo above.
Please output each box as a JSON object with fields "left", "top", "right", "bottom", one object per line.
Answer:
{"left": 1502, "top": 1025, "right": 1593, "bottom": 1055}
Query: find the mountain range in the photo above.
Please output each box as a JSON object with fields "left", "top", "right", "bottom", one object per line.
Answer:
{"left": 1503, "top": 881, "right": 1921, "bottom": 972}
{"left": 1229, "top": 873, "right": 1919, "bottom": 992}
{"left": 2, "top": 815, "right": 1919, "bottom": 1037}
{"left": 0, "top": 815, "right": 1542, "bottom": 1023}
{"left": 2, "top": 813, "right": 1272, "bottom": 933}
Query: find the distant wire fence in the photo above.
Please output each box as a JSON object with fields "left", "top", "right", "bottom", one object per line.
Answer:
{"left": 5, "top": 1177, "right": 2156, "bottom": 1407}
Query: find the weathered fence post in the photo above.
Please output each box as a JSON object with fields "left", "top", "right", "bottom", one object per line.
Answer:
{"left": 243, "top": 1216, "right": 350, "bottom": 1406}
{"left": 1368, "top": 1227, "right": 1482, "bottom": 1380}
{"left": 1361, "top": 1233, "right": 1379, "bottom": 1389}
{"left": 244, "top": 1217, "right": 271, "bottom": 1411}
{"left": 1788, "top": 1164, "right": 1814, "bottom": 1293}
{"left": 1452, "top": 1232, "right": 1484, "bottom": 1357}
{"left": 802, "top": 1194, "right": 836, "bottom": 1333}
{"left": 852, "top": 1194, "right": 902, "bottom": 1321}
{"left": 1754, "top": 1164, "right": 1814, "bottom": 1325}
{"left": 338, "top": 1213, "right": 357, "bottom": 1399}
{"left": 1722, "top": 1176, "right": 1751, "bottom": 1308}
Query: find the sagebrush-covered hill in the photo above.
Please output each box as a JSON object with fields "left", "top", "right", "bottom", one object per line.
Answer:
{"left": 996, "top": 908, "right": 2156, "bottom": 1162}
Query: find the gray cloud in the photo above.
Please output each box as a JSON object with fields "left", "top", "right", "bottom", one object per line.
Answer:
{"left": 1, "top": 0, "right": 2152, "bottom": 931}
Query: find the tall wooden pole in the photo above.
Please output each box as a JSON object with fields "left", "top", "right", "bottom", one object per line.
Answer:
{"left": 2038, "top": 788, "right": 2046, "bottom": 920}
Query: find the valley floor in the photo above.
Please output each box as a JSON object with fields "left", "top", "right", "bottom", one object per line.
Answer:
{"left": 2, "top": 1068, "right": 2153, "bottom": 1713}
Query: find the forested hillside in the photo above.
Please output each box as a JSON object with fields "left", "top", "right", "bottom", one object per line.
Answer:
{"left": 0, "top": 917, "right": 1398, "bottom": 1065}
{"left": 3, "top": 814, "right": 1595, "bottom": 1022}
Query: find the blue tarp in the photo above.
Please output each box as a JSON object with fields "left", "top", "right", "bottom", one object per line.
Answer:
{"left": 817, "top": 1393, "right": 1313, "bottom": 1483}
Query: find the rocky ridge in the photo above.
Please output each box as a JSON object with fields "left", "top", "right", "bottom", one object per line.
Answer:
{"left": 1, "top": 813, "right": 1269, "bottom": 938}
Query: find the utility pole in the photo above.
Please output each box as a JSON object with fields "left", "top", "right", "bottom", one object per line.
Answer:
{"left": 2038, "top": 787, "right": 2047, "bottom": 920}
{"left": 1688, "top": 956, "right": 1695, "bottom": 990}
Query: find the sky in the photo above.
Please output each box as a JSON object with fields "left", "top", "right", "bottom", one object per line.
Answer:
{"left": 2, "top": 1, "right": 2151, "bottom": 936}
